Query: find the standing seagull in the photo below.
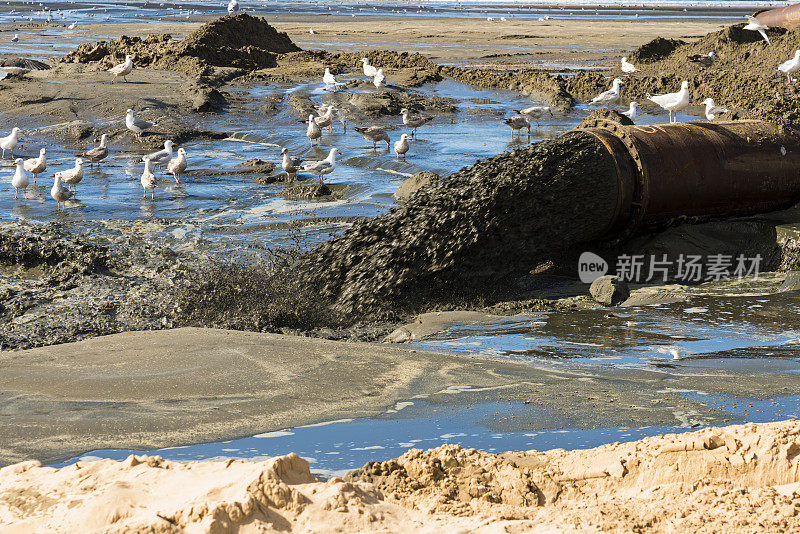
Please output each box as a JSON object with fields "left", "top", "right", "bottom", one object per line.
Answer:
{"left": 227, "top": 0, "right": 239, "bottom": 14}
{"left": 301, "top": 147, "right": 340, "bottom": 183}
{"left": 166, "top": 148, "right": 187, "bottom": 184}
{"left": 400, "top": 108, "right": 433, "bottom": 139}
{"left": 702, "top": 98, "right": 729, "bottom": 121}
{"left": 0, "top": 127, "right": 20, "bottom": 159}
{"left": 622, "top": 101, "right": 638, "bottom": 121}
{"left": 518, "top": 105, "right": 552, "bottom": 126}
{"left": 56, "top": 158, "right": 84, "bottom": 192}
{"left": 23, "top": 148, "right": 46, "bottom": 185}
{"left": 11, "top": 34, "right": 18, "bottom": 43}
{"left": 143, "top": 140, "right": 174, "bottom": 170}
{"left": 373, "top": 68, "right": 385, "bottom": 93}
{"left": 315, "top": 106, "right": 336, "bottom": 132}
{"left": 280, "top": 147, "right": 303, "bottom": 180}
{"left": 688, "top": 51, "right": 715, "bottom": 68}
{"left": 394, "top": 133, "right": 410, "bottom": 159}
{"left": 68, "top": 21, "right": 76, "bottom": 30}
{"left": 79, "top": 134, "right": 108, "bottom": 167}
{"left": 125, "top": 109, "right": 156, "bottom": 138}
{"left": 621, "top": 57, "right": 636, "bottom": 74}
{"left": 590, "top": 78, "right": 623, "bottom": 107}
{"left": 322, "top": 68, "right": 342, "bottom": 91}
{"left": 353, "top": 125, "right": 390, "bottom": 149}
{"left": 647, "top": 80, "right": 690, "bottom": 123}
{"left": 504, "top": 116, "right": 530, "bottom": 138}
{"left": 141, "top": 158, "right": 157, "bottom": 198}
{"left": 361, "top": 57, "right": 378, "bottom": 78}
{"left": 744, "top": 16, "right": 770, "bottom": 44}
{"left": 51, "top": 174, "right": 73, "bottom": 210}
{"left": 108, "top": 54, "right": 134, "bottom": 83}
{"left": 10, "top": 158, "right": 28, "bottom": 199}
{"left": 778, "top": 50, "right": 800, "bottom": 83}
{"left": 307, "top": 114, "right": 322, "bottom": 146}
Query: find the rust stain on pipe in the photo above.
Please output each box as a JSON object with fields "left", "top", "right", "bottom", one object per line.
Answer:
{"left": 754, "top": 4, "right": 800, "bottom": 28}
{"left": 577, "top": 120, "right": 800, "bottom": 244}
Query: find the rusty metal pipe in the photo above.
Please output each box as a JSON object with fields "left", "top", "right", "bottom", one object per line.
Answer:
{"left": 754, "top": 3, "right": 800, "bottom": 28}
{"left": 577, "top": 120, "right": 800, "bottom": 244}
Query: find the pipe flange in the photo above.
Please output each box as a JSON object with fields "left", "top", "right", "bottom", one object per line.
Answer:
{"left": 577, "top": 119, "right": 649, "bottom": 247}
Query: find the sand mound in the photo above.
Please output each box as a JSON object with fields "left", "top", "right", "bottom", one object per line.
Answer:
{"left": 4, "top": 420, "right": 800, "bottom": 532}
{"left": 294, "top": 131, "right": 618, "bottom": 316}
{"left": 60, "top": 14, "right": 300, "bottom": 74}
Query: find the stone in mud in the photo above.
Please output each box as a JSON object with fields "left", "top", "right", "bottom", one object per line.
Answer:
{"left": 66, "top": 121, "right": 95, "bottom": 140}
{"left": 394, "top": 171, "right": 439, "bottom": 202}
{"left": 284, "top": 183, "right": 333, "bottom": 200}
{"left": 185, "top": 81, "right": 227, "bottom": 112}
{"left": 349, "top": 92, "right": 402, "bottom": 116}
{"left": 589, "top": 275, "right": 630, "bottom": 306}
{"left": 235, "top": 159, "right": 275, "bottom": 174}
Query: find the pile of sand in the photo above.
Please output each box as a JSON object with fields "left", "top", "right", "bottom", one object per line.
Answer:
{"left": 60, "top": 14, "right": 300, "bottom": 74}
{"left": 3, "top": 420, "right": 800, "bottom": 532}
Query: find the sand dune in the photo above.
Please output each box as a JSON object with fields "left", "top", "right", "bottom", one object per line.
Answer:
{"left": 3, "top": 420, "right": 800, "bottom": 532}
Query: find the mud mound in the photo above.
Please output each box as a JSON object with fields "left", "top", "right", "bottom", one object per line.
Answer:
{"left": 628, "top": 36, "right": 685, "bottom": 64}
{"left": 294, "top": 131, "right": 619, "bottom": 316}
{"left": 60, "top": 14, "right": 300, "bottom": 74}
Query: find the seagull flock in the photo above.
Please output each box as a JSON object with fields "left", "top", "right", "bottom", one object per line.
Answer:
{"left": 6, "top": 55, "right": 440, "bottom": 206}
{"left": 583, "top": 16, "right": 788, "bottom": 124}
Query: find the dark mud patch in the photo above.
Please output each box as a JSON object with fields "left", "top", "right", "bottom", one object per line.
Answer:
{"left": 0, "top": 222, "right": 186, "bottom": 350}
{"left": 628, "top": 37, "right": 686, "bottom": 64}
{"left": 59, "top": 14, "right": 300, "bottom": 75}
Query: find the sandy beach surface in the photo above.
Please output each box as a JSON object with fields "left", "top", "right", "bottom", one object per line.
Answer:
{"left": 3, "top": 419, "right": 800, "bottom": 532}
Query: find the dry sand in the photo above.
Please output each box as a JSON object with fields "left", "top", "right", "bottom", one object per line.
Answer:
{"left": 3, "top": 419, "right": 800, "bottom": 532}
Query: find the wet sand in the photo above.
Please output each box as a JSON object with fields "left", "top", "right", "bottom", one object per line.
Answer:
{"left": 3, "top": 326, "right": 800, "bottom": 465}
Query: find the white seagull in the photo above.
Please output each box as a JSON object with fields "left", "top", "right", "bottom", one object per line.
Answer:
{"left": 373, "top": 68, "right": 385, "bottom": 93}
{"left": 68, "top": 21, "right": 76, "bottom": 30}
{"left": 125, "top": 109, "right": 156, "bottom": 137}
{"left": 322, "top": 67, "right": 342, "bottom": 90}
{"left": 143, "top": 140, "right": 174, "bottom": 168}
{"left": 622, "top": 101, "right": 638, "bottom": 121}
{"left": 590, "top": 78, "right": 623, "bottom": 106}
{"left": 10, "top": 158, "right": 28, "bottom": 199}
{"left": 778, "top": 50, "right": 800, "bottom": 83}
{"left": 702, "top": 98, "right": 729, "bottom": 121}
{"left": 108, "top": 54, "right": 134, "bottom": 83}
{"left": 307, "top": 114, "right": 322, "bottom": 146}
{"left": 647, "top": 80, "right": 690, "bottom": 123}
{"left": 394, "top": 133, "right": 410, "bottom": 159}
{"left": 0, "top": 127, "right": 20, "bottom": 159}
{"left": 227, "top": 0, "right": 239, "bottom": 14}
{"left": 141, "top": 158, "right": 157, "bottom": 198}
{"left": 56, "top": 158, "right": 84, "bottom": 192}
{"left": 23, "top": 147, "right": 46, "bottom": 185}
{"left": 621, "top": 57, "right": 636, "bottom": 74}
{"left": 301, "top": 147, "right": 340, "bottom": 183}
{"left": 314, "top": 106, "right": 336, "bottom": 132}
{"left": 166, "top": 147, "right": 187, "bottom": 183}
{"left": 744, "top": 15, "right": 770, "bottom": 45}
{"left": 51, "top": 174, "right": 73, "bottom": 210}
{"left": 361, "top": 57, "right": 378, "bottom": 78}
{"left": 11, "top": 34, "right": 18, "bottom": 43}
